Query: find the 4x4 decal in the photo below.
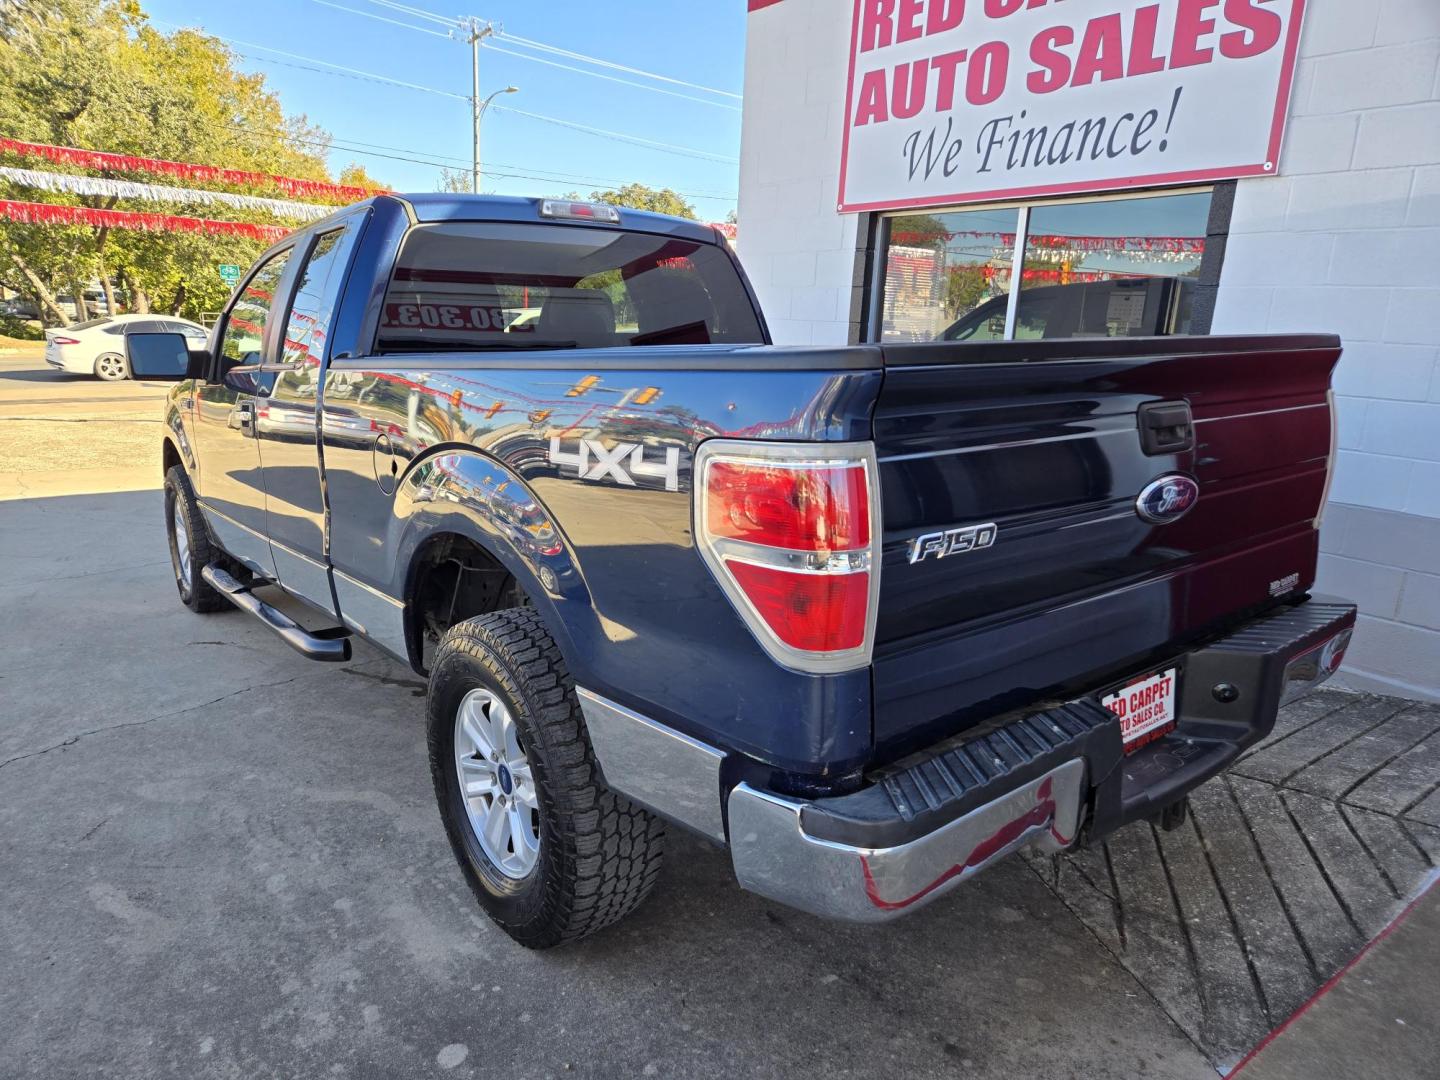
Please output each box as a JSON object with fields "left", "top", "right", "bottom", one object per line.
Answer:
{"left": 549, "top": 437, "right": 682, "bottom": 493}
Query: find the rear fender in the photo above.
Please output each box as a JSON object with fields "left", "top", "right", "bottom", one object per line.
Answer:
{"left": 388, "top": 448, "right": 592, "bottom": 671}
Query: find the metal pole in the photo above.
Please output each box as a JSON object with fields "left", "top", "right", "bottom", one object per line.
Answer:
{"left": 470, "top": 29, "right": 481, "bottom": 193}
{"left": 460, "top": 19, "right": 494, "bottom": 192}
{"left": 456, "top": 19, "right": 502, "bottom": 193}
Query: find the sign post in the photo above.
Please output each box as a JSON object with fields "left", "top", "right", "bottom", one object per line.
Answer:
{"left": 217, "top": 263, "right": 241, "bottom": 289}
{"left": 837, "top": 0, "right": 1307, "bottom": 213}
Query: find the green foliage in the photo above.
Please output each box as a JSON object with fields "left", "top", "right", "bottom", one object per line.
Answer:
{"left": 0, "top": 0, "right": 383, "bottom": 324}
{"left": 587, "top": 183, "right": 697, "bottom": 220}
{"left": 338, "top": 162, "right": 385, "bottom": 191}
{"left": 889, "top": 214, "right": 951, "bottom": 248}
{"left": 944, "top": 264, "right": 990, "bottom": 318}
{"left": 435, "top": 167, "right": 474, "bottom": 194}
{"left": 0, "top": 313, "right": 43, "bottom": 339}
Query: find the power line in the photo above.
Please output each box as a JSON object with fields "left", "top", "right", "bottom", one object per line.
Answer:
{"left": 360, "top": 0, "right": 456, "bottom": 29}
{"left": 153, "top": 18, "right": 738, "bottom": 167}
{"left": 308, "top": 0, "right": 738, "bottom": 111}
{"left": 233, "top": 50, "right": 736, "bottom": 164}
{"left": 217, "top": 120, "right": 738, "bottom": 202}
{"left": 480, "top": 42, "right": 740, "bottom": 111}
{"left": 500, "top": 32, "right": 742, "bottom": 100}
{"left": 234, "top": 51, "right": 465, "bottom": 100}
{"left": 355, "top": 0, "right": 741, "bottom": 100}
{"left": 307, "top": 0, "right": 450, "bottom": 38}
{"left": 491, "top": 104, "right": 737, "bottom": 163}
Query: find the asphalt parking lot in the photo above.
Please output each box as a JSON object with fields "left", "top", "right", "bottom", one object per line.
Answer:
{"left": 2, "top": 351, "right": 1438, "bottom": 1079}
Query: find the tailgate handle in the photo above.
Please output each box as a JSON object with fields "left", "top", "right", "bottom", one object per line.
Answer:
{"left": 1137, "top": 400, "right": 1194, "bottom": 456}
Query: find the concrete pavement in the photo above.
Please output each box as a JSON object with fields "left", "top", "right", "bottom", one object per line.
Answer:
{"left": 1233, "top": 874, "right": 1440, "bottom": 1079}
{"left": 0, "top": 349, "right": 167, "bottom": 499}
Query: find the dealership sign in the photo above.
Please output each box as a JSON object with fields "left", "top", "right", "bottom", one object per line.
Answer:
{"left": 837, "top": 0, "right": 1306, "bottom": 212}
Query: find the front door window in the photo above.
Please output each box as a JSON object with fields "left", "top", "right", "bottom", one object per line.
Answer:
{"left": 218, "top": 250, "right": 292, "bottom": 372}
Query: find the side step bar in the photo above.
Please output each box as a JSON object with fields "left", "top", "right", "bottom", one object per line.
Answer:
{"left": 202, "top": 565, "right": 352, "bottom": 662}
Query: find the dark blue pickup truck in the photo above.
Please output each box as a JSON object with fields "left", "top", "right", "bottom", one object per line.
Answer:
{"left": 129, "top": 194, "right": 1356, "bottom": 948}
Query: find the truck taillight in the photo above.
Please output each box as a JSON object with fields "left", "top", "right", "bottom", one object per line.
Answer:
{"left": 695, "top": 440, "right": 880, "bottom": 673}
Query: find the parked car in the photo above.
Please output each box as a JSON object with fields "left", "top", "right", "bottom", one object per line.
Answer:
{"left": 128, "top": 194, "right": 1356, "bottom": 949}
{"left": 939, "top": 277, "right": 1197, "bottom": 341}
{"left": 0, "top": 297, "right": 41, "bottom": 320}
{"left": 45, "top": 315, "right": 209, "bottom": 380}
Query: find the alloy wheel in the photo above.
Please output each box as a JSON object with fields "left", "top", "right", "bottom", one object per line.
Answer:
{"left": 454, "top": 687, "right": 541, "bottom": 878}
{"left": 171, "top": 498, "right": 191, "bottom": 585}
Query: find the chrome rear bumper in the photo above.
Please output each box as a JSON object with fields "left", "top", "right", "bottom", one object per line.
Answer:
{"left": 728, "top": 759, "right": 1086, "bottom": 922}
{"left": 579, "top": 597, "right": 1358, "bottom": 925}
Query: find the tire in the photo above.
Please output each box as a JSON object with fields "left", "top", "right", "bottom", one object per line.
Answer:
{"left": 164, "top": 465, "right": 227, "bottom": 613}
{"left": 428, "top": 609, "right": 665, "bottom": 948}
{"left": 94, "top": 352, "right": 129, "bottom": 381}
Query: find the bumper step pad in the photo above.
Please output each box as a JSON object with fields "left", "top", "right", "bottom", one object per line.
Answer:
{"left": 800, "top": 699, "right": 1123, "bottom": 849}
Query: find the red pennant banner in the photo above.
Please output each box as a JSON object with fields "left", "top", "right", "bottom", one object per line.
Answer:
{"left": 0, "top": 199, "right": 292, "bottom": 242}
{"left": 0, "top": 138, "right": 386, "bottom": 203}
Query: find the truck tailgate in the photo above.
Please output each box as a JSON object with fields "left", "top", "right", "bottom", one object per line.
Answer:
{"left": 871, "top": 334, "right": 1341, "bottom": 754}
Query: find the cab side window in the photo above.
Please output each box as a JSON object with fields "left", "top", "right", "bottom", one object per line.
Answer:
{"left": 218, "top": 250, "right": 291, "bottom": 372}
{"left": 281, "top": 226, "right": 358, "bottom": 370}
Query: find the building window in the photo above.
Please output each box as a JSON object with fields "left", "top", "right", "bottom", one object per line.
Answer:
{"left": 875, "top": 189, "right": 1213, "bottom": 343}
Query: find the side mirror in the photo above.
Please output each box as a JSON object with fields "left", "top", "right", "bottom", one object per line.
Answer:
{"left": 125, "top": 332, "right": 206, "bottom": 381}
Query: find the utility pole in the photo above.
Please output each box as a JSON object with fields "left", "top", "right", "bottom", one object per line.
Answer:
{"left": 457, "top": 17, "right": 496, "bottom": 194}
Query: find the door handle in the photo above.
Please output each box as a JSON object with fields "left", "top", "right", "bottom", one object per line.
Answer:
{"left": 235, "top": 399, "right": 255, "bottom": 428}
{"left": 1137, "top": 400, "right": 1194, "bottom": 456}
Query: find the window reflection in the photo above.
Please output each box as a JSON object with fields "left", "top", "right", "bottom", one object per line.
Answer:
{"left": 219, "top": 250, "right": 290, "bottom": 369}
{"left": 1015, "top": 192, "right": 1208, "bottom": 339}
{"left": 284, "top": 228, "right": 353, "bottom": 368}
{"left": 878, "top": 190, "right": 1211, "bottom": 343}
{"left": 881, "top": 208, "right": 1016, "bottom": 342}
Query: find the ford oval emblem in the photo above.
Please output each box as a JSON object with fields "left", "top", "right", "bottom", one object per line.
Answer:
{"left": 1136, "top": 475, "right": 1200, "bottom": 524}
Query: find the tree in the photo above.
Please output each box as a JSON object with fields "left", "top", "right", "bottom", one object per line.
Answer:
{"left": 944, "top": 264, "right": 990, "bottom": 319}
{"left": 435, "top": 167, "right": 473, "bottom": 194}
{"left": 889, "top": 213, "right": 950, "bottom": 248}
{"left": 0, "top": 0, "right": 350, "bottom": 325}
{"left": 338, "top": 163, "right": 387, "bottom": 191}
{"left": 587, "top": 183, "right": 696, "bottom": 220}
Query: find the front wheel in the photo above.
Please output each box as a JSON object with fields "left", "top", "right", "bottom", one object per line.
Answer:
{"left": 164, "top": 466, "right": 227, "bottom": 612}
{"left": 428, "top": 609, "right": 665, "bottom": 948}
{"left": 94, "top": 352, "right": 128, "bottom": 381}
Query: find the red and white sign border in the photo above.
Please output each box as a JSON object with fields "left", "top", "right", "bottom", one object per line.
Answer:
{"left": 835, "top": 0, "right": 1309, "bottom": 214}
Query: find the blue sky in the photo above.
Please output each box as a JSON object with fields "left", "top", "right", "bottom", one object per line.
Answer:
{"left": 143, "top": 0, "right": 746, "bottom": 220}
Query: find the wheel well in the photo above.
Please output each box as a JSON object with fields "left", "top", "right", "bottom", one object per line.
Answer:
{"left": 407, "top": 533, "right": 530, "bottom": 670}
{"left": 162, "top": 438, "right": 180, "bottom": 479}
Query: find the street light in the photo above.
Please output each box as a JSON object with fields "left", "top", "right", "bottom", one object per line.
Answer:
{"left": 473, "top": 85, "right": 518, "bottom": 194}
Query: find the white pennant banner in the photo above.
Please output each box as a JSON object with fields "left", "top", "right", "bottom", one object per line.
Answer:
{"left": 0, "top": 165, "right": 334, "bottom": 221}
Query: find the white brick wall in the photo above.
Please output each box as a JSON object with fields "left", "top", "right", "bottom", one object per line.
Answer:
{"left": 1217, "top": 1, "right": 1440, "bottom": 698}
{"left": 738, "top": 0, "right": 857, "bottom": 346}
{"left": 1214, "top": 2, "right": 1440, "bottom": 526}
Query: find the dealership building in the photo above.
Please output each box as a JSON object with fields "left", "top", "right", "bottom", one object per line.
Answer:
{"left": 738, "top": 0, "right": 1440, "bottom": 699}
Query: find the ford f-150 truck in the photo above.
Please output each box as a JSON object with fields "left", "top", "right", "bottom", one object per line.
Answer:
{"left": 127, "top": 194, "right": 1357, "bottom": 949}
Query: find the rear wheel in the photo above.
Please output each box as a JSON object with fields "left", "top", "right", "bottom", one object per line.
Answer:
{"left": 94, "top": 352, "right": 128, "bottom": 381}
{"left": 164, "top": 465, "right": 226, "bottom": 612}
{"left": 428, "top": 609, "right": 665, "bottom": 948}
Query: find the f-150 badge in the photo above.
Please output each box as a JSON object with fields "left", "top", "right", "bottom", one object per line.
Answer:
{"left": 549, "top": 437, "right": 681, "bottom": 492}
{"left": 907, "top": 522, "right": 998, "bottom": 564}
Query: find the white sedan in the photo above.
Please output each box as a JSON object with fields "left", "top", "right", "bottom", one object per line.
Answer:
{"left": 44, "top": 315, "right": 210, "bottom": 381}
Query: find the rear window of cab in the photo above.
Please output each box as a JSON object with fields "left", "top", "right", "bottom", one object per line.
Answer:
{"left": 376, "top": 222, "right": 764, "bottom": 353}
